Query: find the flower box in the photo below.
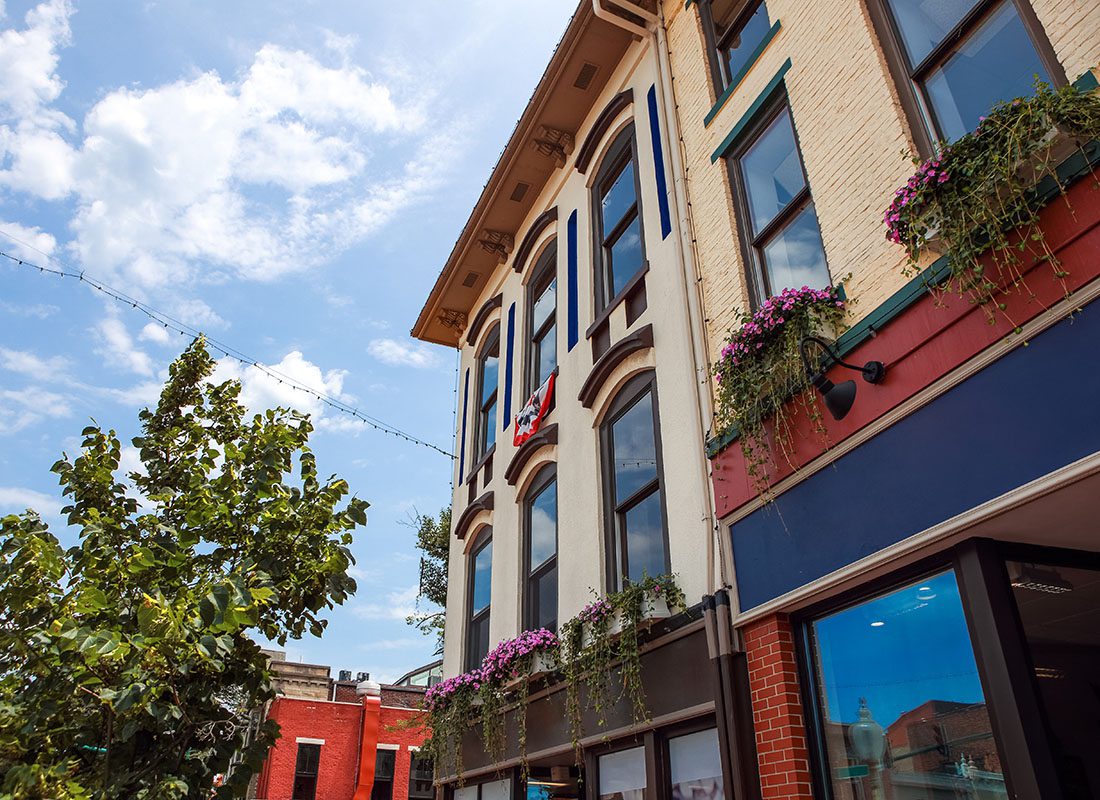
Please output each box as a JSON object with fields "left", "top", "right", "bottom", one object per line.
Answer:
{"left": 503, "top": 650, "right": 557, "bottom": 690}
{"left": 580, "top": 596, "right": 671, "bottom": 649}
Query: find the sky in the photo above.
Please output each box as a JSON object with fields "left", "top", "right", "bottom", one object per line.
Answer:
{"left": 0, "top": 0, "right": 576, "bottom": 683}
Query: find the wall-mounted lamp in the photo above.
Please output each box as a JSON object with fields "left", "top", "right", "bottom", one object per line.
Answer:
{"left": 799, "top": 336, "right": 886, "bottom": 421}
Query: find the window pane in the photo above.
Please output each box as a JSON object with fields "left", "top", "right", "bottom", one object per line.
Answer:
{"left": 409, "top": 754, "right": 434, "bottom": 800}
{"left": 374, "top": 750, "right": 395, "bottom": 780}
{"left": 885, "top": 0, "right": 981, "bottom": 64}
{"left": 602, "top": 159, "right": 637, "bottom": 234}
{"left": 295, "top": 743, "right": 320, "bottom": 775}
{"left": 599, "top": 747, "right": 647, "bottom": 800}
{"left": 1009, "top": 560, "right": 1100, "bottom": 800}
{"left": 472, "top": 539, "right": 492, "bottom": 615}
{"left": 481, "top": 778, "right": 512, "bottom": 800}
{"left": 481, "top": 353, "right": 498, "bottom": 407}
{"left": 760, "top": 203, "right": 829, "bottom": 294}
{"left": 531, "top": 564, "right": 558, "bottom": 631}
{"left": 741, "top": 109, "right": 806, "bottom": 233}
{"left": 669, "top": 729, "right": 724, "bottom": 800}
{"left": 469, "top": 613, "right": 490, "bottom": 668}
{"left": 811, "top": 571, "right": 1005, "bottom": 799}
{"left": 608, "top": 215, "right": 644, "bottom": 299}
{"left": 623, "top": 489, "right": 665, "bottom": 583}
{"left": 532, "top": 278, "right": 556, "bottom": 333}
{"left": 611, "top": 390, "right": 658, "bottom": 503}
{"left": 455, "top": 788, "right": 478, "bottom": 800}
{"left": 723, "top": 2, "right": 772, "bottom": 82}
{"left": 293, "top": 776, "right": 318, "bottom": 800}
{"left": 924, "top": 1, "right": 1048, "bottom": 141}
{"left": 482, "top": 399, "right": 497, "bottom": 452}
{"left": 534, "top": 324, "right": 556, "bottom": 388}
{"left": 529, "top": 479, "right": 557, "bottom": 569}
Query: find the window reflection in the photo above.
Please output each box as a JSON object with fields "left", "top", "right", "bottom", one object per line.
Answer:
{"left": 810, "top": 571, "right": 1006, "bottom": 799}
{"left": 599, "top": 747, "right": 647, "bottom": 800}
{"left": 669, "top": 729, "right": 724, "bottom": 800}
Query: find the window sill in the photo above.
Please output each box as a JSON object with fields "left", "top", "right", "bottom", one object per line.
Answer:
{"left": 587, "top": 260, "right": 650, "bottom": 340}
{"left": 465, "top": 443, "right": 496, "bottom": 487}
{"left": 704, "top": 19, "right": 782, "bottom": 128}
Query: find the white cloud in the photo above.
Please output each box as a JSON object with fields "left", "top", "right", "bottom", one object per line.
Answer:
{"left": 212, "top": 350, "right": 349, "bottom": 419}
{"left": 352, "top": 584, "right": 419, "bottom": 621}
{"left": 139, "top": 322, "right": 173, "bottom": 345}
{"left": 93, "top": 317, "right": 153, "bottom": 376}
{"left": 0, "top": 300, "right": 58, "bottom": 318}
{"left": 0, "top": 385, "right": 71, "bottom": 433}
{"left": 0, "top": 1, "right": 443, "bottom": 290}
{"left": 0, "top": 485, "right": 57, "bottom": 515}
{"left": 0, "top": 347, "right": 67, "bottom": 380}
{"left": 0, "top": 219, "right": 57, "bottom": 261}
{"left": 367, "top": 338, "right": 442, "bottom": 369}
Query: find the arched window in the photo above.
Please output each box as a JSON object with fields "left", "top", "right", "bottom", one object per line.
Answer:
{"left": 600, "top": 372, "right": 669, "bottom": 589}
{"left": 474, "top": 325, "right": 500, "bottom": 461}
{"left": 593, "top": 125, "right": 645, "bottom": 312}
{"left": 524, "top": 465, "right": 558, "bottom": 632}
{"left": 466, "top": 528, "right": 493, "bottom": 671}
{"left": 526, "top": 242, "right": 557, "bottom": 395}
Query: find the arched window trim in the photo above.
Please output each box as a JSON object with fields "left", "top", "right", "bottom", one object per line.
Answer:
{"left": 525, "top": 240, "right": 558, "bottom": 398}
{"left": 591, "top": 123, "right": 647, "bottom": 315}
{"left": 465, "top": 526, "right": 493, "bottom": 672}
{"left": 473, "top": 323, "right": 501, "bottom": 464}
{"left": 599, "top": 370, "right": 670, "bottom": 591}
{"left": 523, "top": 464, "right": 558, "bottom": 632}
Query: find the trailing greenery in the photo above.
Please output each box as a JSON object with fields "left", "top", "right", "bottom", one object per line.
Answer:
{"left": 884, "top": 82, "right": 1100, "bottom": 329}
{"left": 712, "top": 286, "right": 848, "bottom": 493}
{"left": 0, "top": 338, "right": 367, "bottom": 800}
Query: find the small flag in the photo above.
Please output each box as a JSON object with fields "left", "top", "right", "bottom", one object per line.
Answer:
{"left": 513, "top": 372, "right": 555, "bottom": 447}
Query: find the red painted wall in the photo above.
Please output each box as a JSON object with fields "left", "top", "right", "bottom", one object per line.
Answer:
{"left": 711, "top": 174, "right": 1100, "bottom": 518}
{"left": 255, "top": 696, "right": 427, "bottom": 800}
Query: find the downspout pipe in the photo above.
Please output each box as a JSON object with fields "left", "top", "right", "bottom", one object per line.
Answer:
{"left": 591, "top": 0, "right": 649, "bottom": 38}
{"left": 353, "top": 678, "right": 383, "bottom": 800}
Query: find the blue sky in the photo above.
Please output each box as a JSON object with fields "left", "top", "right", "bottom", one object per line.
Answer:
{"left": 0, "top": 0, "right": 575, "bottom": 682}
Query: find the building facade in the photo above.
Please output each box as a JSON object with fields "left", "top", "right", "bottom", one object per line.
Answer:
{"left": 251, "top": 655, "right": 435, "bottom": 800}
{"left": 413, "top": 1, "right": 1100, "bottom": 800}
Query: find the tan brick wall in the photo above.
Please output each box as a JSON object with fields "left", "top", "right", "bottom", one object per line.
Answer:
{"left": 663, "top": 0, "right": 1100, "bottom": 371}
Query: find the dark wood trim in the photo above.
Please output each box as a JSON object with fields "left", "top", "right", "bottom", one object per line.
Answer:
{"left": 512, "top": 207, "right": 558, "bottom": 274}
{"left": 504, "top": 423, "right": 559, "bottom": 485}
{"left": 465, "top": 293, "right": 503, "bottom": 346}
{"left": 464, "top": 443, "right": 496, "bottom": 487}
{"left": 575, "top": 89, "right": 635, "bottom": 174}
{"left": 954, "top": 538, "right": 1063, "bottom": 800}
{"left": 586, "top": 260, "right": 650, "bottom": 340}
{"left": 577, "top": 324, "right": 654, "bottom": 409}
{"left": 453, "top": 491, "right": 494, "bottom": 540}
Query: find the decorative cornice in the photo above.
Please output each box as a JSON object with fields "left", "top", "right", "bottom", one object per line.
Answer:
{"left": 465, "top": 294, "right": 503, "bottom": 347}
{"left": 478, "top": 230, "right": 515, "bottom": 264}
{"left": 578, "top": 324, "right": 654, "bottom": 408}
{"left": 504, "top": 423, "right": 559, "bottom": 485}
{"left": 438, "top": 308, "right": 468, "bottom": 336}
{"left": 530, "top": 126, "right": 575, "bottom": 168}
{"left": 513, "top": 207, "right": 559, "bottom": 274}
{"left": 576, "top": 89, "right": 635, "bottom": 174}
{"left": 454, "top": 491, "right": 494, "bottom": 540}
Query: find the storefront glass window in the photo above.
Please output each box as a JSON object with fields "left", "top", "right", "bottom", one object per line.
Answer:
{"left": 599, "top": 746, "right": 647, "bottom": 800}
{"left": 669, "top": 728, "right": 724, "bottom": 800}
{"left": 1009, "top": 559, "right": 1100, "bottom": 799}
{"left": 480, "top": 779, "right": 511, "bottom": 800}
{"left": 809, "top": 570, "right": 1006, "bottom": 798}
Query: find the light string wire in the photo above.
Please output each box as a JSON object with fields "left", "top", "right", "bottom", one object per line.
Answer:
{"left": 0, "top": 235, "right": 455, "bottom": 459}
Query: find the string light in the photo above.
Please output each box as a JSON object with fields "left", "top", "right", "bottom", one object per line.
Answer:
{"left": 0, "top": 240, "right": 455, "bottom": 460}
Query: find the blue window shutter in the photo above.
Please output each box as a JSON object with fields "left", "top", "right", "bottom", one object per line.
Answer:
{"left": 504, "top": 302, "right": 515, "bottom": 431}
{"left": 647, "top": 85, "right": 673, "bottom": 240}
{"left": 567, "top": 210, "right": 579, "bottom": 351}
{"left": 459, "top": 368, "right": 469, "bottom": 482}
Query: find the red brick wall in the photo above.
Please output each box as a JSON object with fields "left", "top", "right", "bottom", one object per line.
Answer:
{"left": 744, "top": 615, "right": 813, "bottom": 800}
{"left": 259, "top": 697, "right": 363, "bottom": 800}
{"left": 380, "top": 705, "right": 429, "bottom": 800}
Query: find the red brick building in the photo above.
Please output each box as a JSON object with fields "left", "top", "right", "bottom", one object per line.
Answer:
{"left": 252, "top": 656, "right": 438, "bottom": 800}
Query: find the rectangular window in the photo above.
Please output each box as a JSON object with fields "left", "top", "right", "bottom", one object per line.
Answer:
{"left": 808, "top": 570, "right": 1006, "bottom": 799}
{"left": 408, "top": 753, "right": 435, "bottom": 800}
{"left": 668, "top": 728, "right": 724, "bottom": 800}
{"left": 598, "top": 746, "right": 647, "bottom": 800}
{"left": 727, "top": 100, "right": 829, "bottom": 301}
{"left": 699, "top": 0, "right": 774, "bottom": 93}
{"left": 292, "top": 743, "right": 321, "bottom": 800}
{"left": 871, "top": 0, "right": 1059, "bottom": 144}
{"left": 595, "top": 126, "right": 646, "bottom": 311}
{"left": 370, "top": 750, "right": 396, "bottom": 800}
{"left": 466, "top": 530, "right": 493, "bottom": 671}
{"left": 1009, "top": 558, "right": 1100, "bottom": 799}
{"left": 527, "top": 244, "right": 558, "bottom": 395}
{"left": 525, "top": 468, "right": 558, "bottom": 632}
{"left": 603, "top": 373, "right": 669, "bottom": 589}
{"left": 475, "top": 327, "right": 500, "bottom": 460}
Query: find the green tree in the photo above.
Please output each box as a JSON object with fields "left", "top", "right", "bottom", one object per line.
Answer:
{"left": 0, "top": 338, "right": 367, "bottom": 800}
{"left": 405, "top": 508, "right": 450, "bottom": 654}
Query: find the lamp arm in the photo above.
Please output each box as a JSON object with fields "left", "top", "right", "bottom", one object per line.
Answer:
{"left": 799, "top": 336, "right": 866, "bottom": 375}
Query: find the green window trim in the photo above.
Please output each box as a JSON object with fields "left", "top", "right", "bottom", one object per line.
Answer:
{"left": 704, "top": 19, "right": 782, "bottom": 127}
{"left": 711, "top": 58, "right": 792, "bottom": 163}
